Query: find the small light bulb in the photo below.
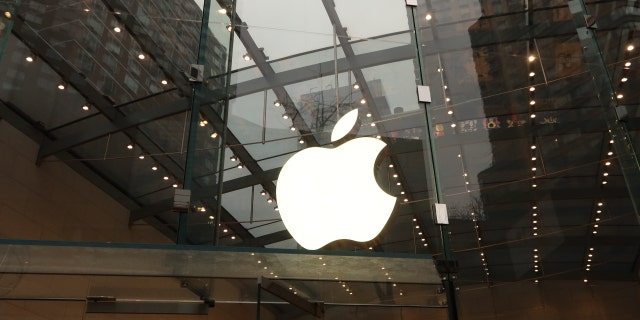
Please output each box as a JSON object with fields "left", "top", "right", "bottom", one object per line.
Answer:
{"left": 113, "top": 26, "right": 121, "bottom": 33}
{"left": 426, "top": 13, "right": 432, "bottom": 20}
{"left": 621, "top": 77, "right": 628, "bottom": 82}
{"left": 529, "top": 71, "right": 535, "bottom": 77}
{"left": 173, "top": 183, "right": 179, "bottom": 188}
{"left": 126, "top": 144, "right": 134, "bottom": 150}
{"left": 82, "top": 104, "right": 90, "bottom": 111}
{"left": 138, "top": 155, "right": 145, "bottom": 160}
{"left": 627, "top": 44, "right": 635, "bottom": 51}
{"left": 151, "top": 166, "right": 158, "bottom": 171}
{"left": 448, "top": 110, "right": 453, "bottom": 115}
{"left": 528, "top": 55, "right": 535, "bottom": 62}
{"left": 138, "top": 53, "right": 145, "bottom": 60}
{"left": 360, "top": 98, "right": 366, "bottom": 104}
{"left": 161, "top": 80, "right": 168, "bottom": 85}
{"left": 26, "top": 56, "right": 34, "bottom": 62}
{"left": 353, "top": 83, "right": 360, "bottom": 89}
{"left": 617, "top": 93, "right": 624, "bottom": 99}
{"left": 529, "top": 86, "right": 535, "bottom": 92}
{"left": 163, "top": 176, "right": 169, "bottom": 180}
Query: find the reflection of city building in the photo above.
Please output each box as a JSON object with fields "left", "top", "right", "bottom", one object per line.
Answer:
{"left": 298, "top": 79, "right": 386, "bottom": 133}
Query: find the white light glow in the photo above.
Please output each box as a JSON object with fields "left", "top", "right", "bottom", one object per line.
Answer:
{"left": 277, "top": 109, "right": 396, "bottom": 250}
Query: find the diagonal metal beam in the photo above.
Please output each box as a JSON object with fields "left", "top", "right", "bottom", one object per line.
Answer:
{"left": 130, "top": 167, "right": 281, "bottom": 222}
{"left": 222, "top": 3, "right": 319, "bottom": 147}
{"left": 38, "top": 96, "right": 190, "bottom": 159}
{"left": 101, "top": 0, "right": 194, "bottom": 96}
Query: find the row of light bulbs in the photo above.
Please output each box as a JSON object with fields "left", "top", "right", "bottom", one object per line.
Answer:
{"left": 24, "top": 50, "right": 169, "bottom": 101}
{"left": 413, "top": 217, "right": 428, "bottom": 247}
{"left": 471, "top": 213, "right": 490, "bottom": 277}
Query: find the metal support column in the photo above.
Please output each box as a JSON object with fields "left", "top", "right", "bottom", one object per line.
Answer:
{"left": 177, "top": 0, "right": 213, "bottom": 243}
{"left": 409, "top": 4, "right": 459, "bottom": 320}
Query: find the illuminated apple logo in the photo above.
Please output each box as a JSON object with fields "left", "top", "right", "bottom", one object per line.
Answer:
{"left": 276, "top": 109, "right": 396, "bottom": 250}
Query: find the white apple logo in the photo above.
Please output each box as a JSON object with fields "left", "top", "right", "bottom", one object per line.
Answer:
{"left": 276, "top": 109, "right": 396, "bottom": 250}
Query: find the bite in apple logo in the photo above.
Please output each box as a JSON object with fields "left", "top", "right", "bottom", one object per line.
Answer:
{"left": 276, "top": 109, "right": 396, "bottom": 250}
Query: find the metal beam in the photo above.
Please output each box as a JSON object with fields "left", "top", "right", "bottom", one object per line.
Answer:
{"left": 101, "top": 0, "right": 193, "bottom": 95}
{"left": 130, "top": 167, "right": 281, "bottom": 222}
{"left": 223, "top": 4, "right": 319, "bottom": 147}
{"left": 259, "top": 277, "right": 324, "bottom": 318}
{"left": 38, "top": 96, "right": 190, "bottom": 159}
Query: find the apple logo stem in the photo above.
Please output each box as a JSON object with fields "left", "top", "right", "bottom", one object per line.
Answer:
{"left": 276, "top": 109, "right": 397, "bottom": 250}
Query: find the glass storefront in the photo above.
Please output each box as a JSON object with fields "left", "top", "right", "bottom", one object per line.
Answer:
{"left": 1, "top": 0, "right": 639, "bottom": 319}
